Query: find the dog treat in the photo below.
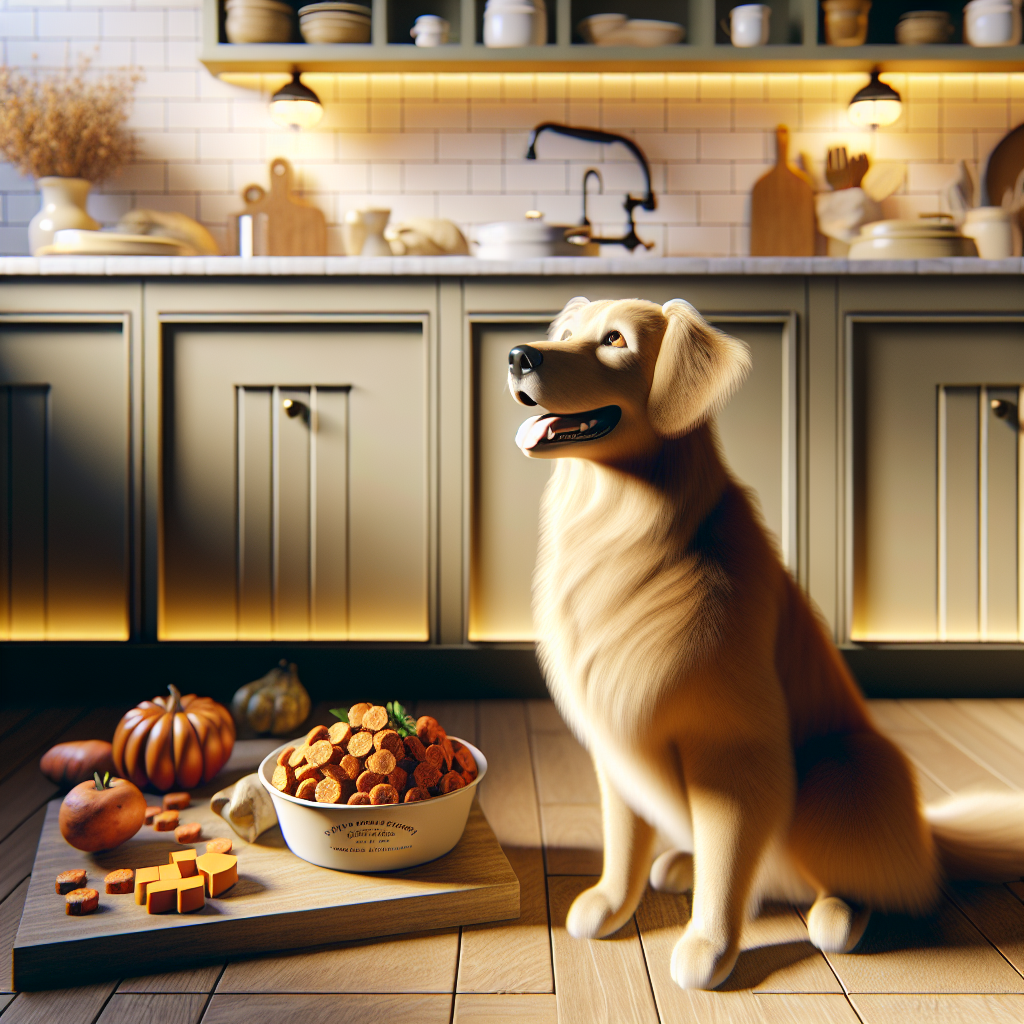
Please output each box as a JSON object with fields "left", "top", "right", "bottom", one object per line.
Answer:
{"left": 277, "top": 746, "right": 296, "bottom": 767}
{"left": 144, "top": 805, "right": 162, "bottom": 825}
{"left": 177, "top": 874, "right": 206, "bottom": 913}
{"left": 170, "top": 850, "right": 198, "bottom": 876}
{"left": 339, "top": 754, "right": 364, "bottom": 780}
{"left": 146, "top": 879, "right": 180, "bottom": 914}
{"left": 175, "top": 822, "right": 202, "bottom": 844}
{"left": 314, "top": 777, "right": 342, "bottom": 803}
{"left": 296, "top": 778, "right": 318, "bottom": 801}
{"left": 163, "top": 792, "right": 190, "bottom": 811}
{"left": 365, "top": 749, "right": 396, "bottom": 776}
{"left": 439, "top": 772, "right": 466, "bottom": 794}
{"left": 454, "top": 746, "right": 478, "bottom": 777}
{"left": 306, "top": 724, "right": 330, "bottom": 746}
{"left": 104, "top": 869, "right": 134, "bottom": 894}
{"left": 320, "top": 762, "right": 346, "bottom": 782}
{"left": 361, "top": 705, "right": 389, "bottom": 732}
{"left": 65, "top": 887, "right": 99, "bottom": 915}
{"left": 56, "top": 869, "right": 87, "bottom": 895}
{"left": 328, "top": 721, "right": 352, "bottom": 747}
{"left": 346, "top": 731, "right": 373, "bottom": 758}
{"left": 416, "top": 716, "right": 443, "bottom": 744}
{"left": 388, "top": 767, "right": 408, "bottom": 793}
{"left": 404, "top": 787, "right": 430, "bottom": 802}
{"left": 196, "top": 851, "right": 238, "bottom": 897}
{"left": 356, "top": 770, "right": 385, "bottom": 794}
{"left": 272, "top": 764, "right": 296, "bottom": 795}
{"left": 207, "top": 838, "right": 233, "bottom": 855}
{"left": 424, "top": 744, "right": 445, "bottom": 770}
{"left": 135, "top": 865, "right": 161, "bottom": 905}
{"left": 403, "top": 736, "right": 427, "bottom": 762}
{"left": 294, "top": 762, "right": 322, "bottom": 785}
{"left": 153, "top": 810, "right": 179, "bottom": 831}
{"left": 159, "top": 862, "right": 183, "bottom": 881}
{"left": 305, "top": 739, "right": 334, "bottom": 769}
{"left": 347, "top": 792, "right": 370, "bottom": 805}
{"left": 440, "top": 737, "right": 455, "bottom": 770}
{"left": 413, "top": 762, "right": 442, "bottom": 790}
{"left": 330, "top": 744, "right": 346, "bottom": 764}
{"left": 369, "top": 783, "right": 399, "bottom": 805}
{"left": 374, "top": 730, "right": 404, "bottom": 758}
{"left": 287, "top": 745, "right": 309, "bottom": 769}
{"left": 347, "top": 702, "right": 372, "bottom": 728}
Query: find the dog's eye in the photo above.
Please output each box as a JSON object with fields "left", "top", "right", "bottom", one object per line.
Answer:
{"left": 560, "top": 329, "right": 572, "bottom": 341}
{"left": 603, "top": 331, "right": 626, "bottom": 348}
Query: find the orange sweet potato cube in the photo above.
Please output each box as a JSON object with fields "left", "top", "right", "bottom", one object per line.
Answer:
{"left": 146, "top": 879, "right": 180, "bottom": 914}
{"left": 134, "top": 866, "right": 161, "bottom": 906}
{"left": 176, "top": 875, "right": 206, "bottom": 913}
{"left": 169, "top": 849, "right": 198, "bottom": 877}
{"left": 196, "top": 851, "right": 238, "bottom": 897}
{"left": 158, "top": 862, "right": 183, "bottom": 881}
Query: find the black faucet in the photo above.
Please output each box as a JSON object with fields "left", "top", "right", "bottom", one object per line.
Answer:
{"left": 525, "top": 122, "right": 656, "bottom": 252}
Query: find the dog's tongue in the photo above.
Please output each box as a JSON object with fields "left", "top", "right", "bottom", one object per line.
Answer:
{"left": 517, "top": 415, "right": 557, "bottom": 451}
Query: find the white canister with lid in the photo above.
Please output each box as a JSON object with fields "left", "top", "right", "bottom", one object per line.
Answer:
{"left": 484, "top": 0, "right": 536, "bottom": 46}
{"left": 961, "top": 206, "right": 1014, "bottom": 258}
{"left": 964, "top": 0, "right": 1022, "bottom": 46}
{"left": 728, "top": 4, "right": 770, "bottom": 46}
{"left": 411, "top": 14, "right": 449, "bottom": 45}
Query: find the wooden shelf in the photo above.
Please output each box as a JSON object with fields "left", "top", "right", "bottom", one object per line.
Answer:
{"left": 198, "top": 0, "right": 1024, "bottom": 77}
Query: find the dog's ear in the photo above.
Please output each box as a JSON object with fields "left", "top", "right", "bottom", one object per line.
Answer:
{"left": 548, "top": 296, "right": 591, "bottom": 341}
{"left": 647, "top": 299, "right": 751, "bottom": 437}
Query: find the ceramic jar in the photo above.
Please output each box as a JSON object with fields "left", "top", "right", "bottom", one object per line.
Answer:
{"left": 964, "top": 0, "right": 1022, "bottom": 46}
{"left": 822, "top": 0, "right": 871, "bottom": 46}
{"left": 28, "top": 177, "right": 100, "bottom": 256}
{"left": 728, "top": 4, "right": 770, "bottom": 46}
{"left": 410, "top": 14, "right": 449, "bottom": 45}
{"left": 961, "top": 207, "right": 1015, "bottom": 258}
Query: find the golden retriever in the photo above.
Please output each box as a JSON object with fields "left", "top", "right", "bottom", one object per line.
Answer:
{"left": 508, "top": 296, "right": 1023, "bottom": 991}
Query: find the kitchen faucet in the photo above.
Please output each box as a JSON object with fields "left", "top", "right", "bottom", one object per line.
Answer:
{"left": 525, "top": 122, "right": 656, "bottom": 251}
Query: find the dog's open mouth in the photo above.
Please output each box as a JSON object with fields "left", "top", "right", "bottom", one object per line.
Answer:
{"left": 516, "top": 405, "right": 622, "bottom": 450}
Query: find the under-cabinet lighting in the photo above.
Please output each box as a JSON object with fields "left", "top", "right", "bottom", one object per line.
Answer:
{"left": 269, "top": 72, "right": 324, "bottom": 129}
{"left": 847, "top": 71, "right": 902, "bottom": 128}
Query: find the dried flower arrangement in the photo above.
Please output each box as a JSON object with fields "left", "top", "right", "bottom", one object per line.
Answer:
{"left": 0, "top": 61, "right": 142, "bottom": 183}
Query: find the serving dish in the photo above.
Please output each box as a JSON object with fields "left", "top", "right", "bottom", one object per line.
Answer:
{"left": 39, "top": 230, "right": 190, "bottom": 256}
{"left": 848, "top": 218, "right": 979, "bottom": 259}
{"left": 259, "top": 737, "right": 487, "bottom": 871}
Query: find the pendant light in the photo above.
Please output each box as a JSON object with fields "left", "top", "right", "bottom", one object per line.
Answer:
{"left": 269, "top": 72, "right": 324, "bottom": 129}
{"left": 847, "top": 70, "right": 902, "bottom": 128}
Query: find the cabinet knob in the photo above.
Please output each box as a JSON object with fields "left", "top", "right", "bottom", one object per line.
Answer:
{"left": 282, "top": 398, "right": 307, "bottom": 419}
{"left": 990, "top": 398, "right": 1019, "bottom": 430}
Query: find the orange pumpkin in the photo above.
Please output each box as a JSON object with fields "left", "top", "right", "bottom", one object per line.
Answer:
{"left": 112, "top": 684, "right": 235, "bottom": 792}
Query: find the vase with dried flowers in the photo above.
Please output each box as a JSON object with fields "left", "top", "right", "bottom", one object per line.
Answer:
{"left": 0, "top": 61, "right": 141, "bottom": 254}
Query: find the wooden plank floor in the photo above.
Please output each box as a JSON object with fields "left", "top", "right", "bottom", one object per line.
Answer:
{"left": 1, "top": 699, "right": 1021, "bottom": 1024}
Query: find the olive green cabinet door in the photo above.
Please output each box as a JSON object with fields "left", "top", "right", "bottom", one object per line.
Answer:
{"left": 851, "top": 321, "right": 1023, "bottom": 643}
{"left": 470, "top": 318, "right": 794, "bottom": 641}
{"left": 160, "top": 322, "right": 428, "bottom": 642}
{"left": 0, "top": 322, "right": 131, "bottom": 640}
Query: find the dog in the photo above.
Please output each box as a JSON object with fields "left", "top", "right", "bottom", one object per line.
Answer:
{"left": 508, "top": 296, "right": 1024, "bottom": 991}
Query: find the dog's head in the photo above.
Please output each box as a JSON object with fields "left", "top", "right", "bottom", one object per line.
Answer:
{"left": 510, "top": 297, "right": 751, "bottom": 462}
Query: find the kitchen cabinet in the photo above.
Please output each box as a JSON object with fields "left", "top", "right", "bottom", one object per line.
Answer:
{"left": 201, "top": 0, "right": 1024, "bottom": 73}
{"left": 0, "top": 267, "right": 1019, "bottom": 696}
{"left": 0, "top": 285, "right": 142, "bottom": 641}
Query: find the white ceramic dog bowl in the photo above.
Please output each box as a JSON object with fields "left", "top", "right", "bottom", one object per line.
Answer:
{"left": 259, "top": 737, "right": 487, "bottom": 872}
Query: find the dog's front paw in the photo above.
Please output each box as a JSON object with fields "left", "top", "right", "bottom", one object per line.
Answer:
{"left": 670, "top": 928, "right": 739, "bottom": 990}
{"left": 566, "top": 885, "right": 632, "bottom": 940}
{"left": 807, "top": 896, "right": 871, "bottom": 953}
{"left": 650, "top": 850, "right": 693, "bottom": 894}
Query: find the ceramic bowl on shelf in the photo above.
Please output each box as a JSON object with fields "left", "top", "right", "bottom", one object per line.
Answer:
{"left": 258, "top": 737, "right": 488, "bottom": 872}
{"left": 300, "top": 13, "right": 371, "bottom": 43}
{"left": 618, "top": 19, "right": 685, "bottom": 45}
{"left": 577, "top": 12, "right": 627, "bottom": 42}
{"left": 895, "top": 9, "right": 953, "bottom": 43}
{"left": 822, "top": 0, "right": 871, "bottom": 46}
{"left": 225, "top": 0, "right": 295, "bottom": 42}
{"left": 848, "top": 217, "right": 979, "bottom": 259}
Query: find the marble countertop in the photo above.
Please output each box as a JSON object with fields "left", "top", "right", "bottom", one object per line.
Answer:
{"left": 2, "top": 255, "right": 1023, "bottom": 276}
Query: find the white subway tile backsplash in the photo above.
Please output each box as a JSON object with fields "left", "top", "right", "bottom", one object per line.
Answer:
{"left": 0, "top": 5, "right": 1016, "bottom": 259}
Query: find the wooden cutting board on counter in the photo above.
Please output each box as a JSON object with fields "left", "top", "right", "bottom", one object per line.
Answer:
{"left": 750, "top": 125, "right": 816, "bottom": 257}
{"left": 226, "top": 157, "right": 327, "bottom": 256}
{"left": 12, "top": 767, "right": 518, "bottom": 990}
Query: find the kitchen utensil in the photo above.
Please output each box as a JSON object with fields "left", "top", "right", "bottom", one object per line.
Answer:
{"left": 962, "top": 206, "right": 1014, "bottom": 257}
{"left": 411, "top": 14, "right": 450, "bottom": 45}
{"left": 984, "top": 123, "right": 1024, "bottom": 209}
{"left": 861, "top": 161, "right": 906, "bottom": 203}
{"left": 12, "top": 782, "right": 517, "bottom": 991}
{"left": 822, "top": 0, "right": 871, "bottom": 46}
{"left": 727, "top": 4, "right": 770, "bottom": 47}
{"left": 38, "top": 230, "right": 189, "bottom": 256}
{"left": 964, "top": 0, "right": 1022, "bottom": 45}
{"left": 848, "top": 217, "right": 979, "bottom": 259}
{"left": 826, "top": 147, "right": 869, "bottom": 190}
{"left": 483, "top": 2, "right": 536, "bottom": 47}
{"left": 750, "top": 125, "right": 816, "bottom": 257}
{"left": 226, "top": 157, "right": 327, "bottom": 257}
{"left": 895, "top": 9, "right": 953, "bottom": 43}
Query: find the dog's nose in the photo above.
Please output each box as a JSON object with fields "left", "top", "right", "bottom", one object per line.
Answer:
{"left": 509, "top": 345, "right": 543, "bottom": 380}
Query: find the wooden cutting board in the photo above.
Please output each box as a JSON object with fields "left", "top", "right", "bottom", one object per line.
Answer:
{"left": 12, "top": 774, "right": 518, "bottom": 990}
{"left": 226, "top": 157, "right": 327, "bottom": 256}
{"left": 750, "top": 125, "right": 816, "bottom": 257}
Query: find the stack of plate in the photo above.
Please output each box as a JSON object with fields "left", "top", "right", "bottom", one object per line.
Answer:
{"left": 298, "top": 2, "right": 371, "bottom": 43}
{"left": 39, "top": 230, "right": 192, "bottom": 256}
{"left": 848, "top": 217, "right": 979, "bottom": 259}
{"left": 225, "top": 0, "right": 295, "bottom": 43}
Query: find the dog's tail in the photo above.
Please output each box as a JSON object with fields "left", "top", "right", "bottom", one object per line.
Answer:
{"left": 924, "top": 792, "right": 1024, "bottom": 882}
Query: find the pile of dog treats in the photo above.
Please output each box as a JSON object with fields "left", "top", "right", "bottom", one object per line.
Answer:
{"left": 271, "top": 703, "right": 478, "bottom": 806}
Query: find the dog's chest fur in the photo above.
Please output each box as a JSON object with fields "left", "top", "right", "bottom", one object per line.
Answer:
{"left": 533, "top": 456, "right": 728, "bottom": 747}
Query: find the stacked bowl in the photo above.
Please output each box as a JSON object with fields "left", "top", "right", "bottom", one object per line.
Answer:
{"left": 225, "top": 0, "right": 295, "bottom": 43}
{"left": 298, "top": 2, "right": 372, "bottom": 43}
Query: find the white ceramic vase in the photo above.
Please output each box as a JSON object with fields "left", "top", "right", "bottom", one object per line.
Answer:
{"left": 28, "top": 177, "right": 99, "bottom": 255}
